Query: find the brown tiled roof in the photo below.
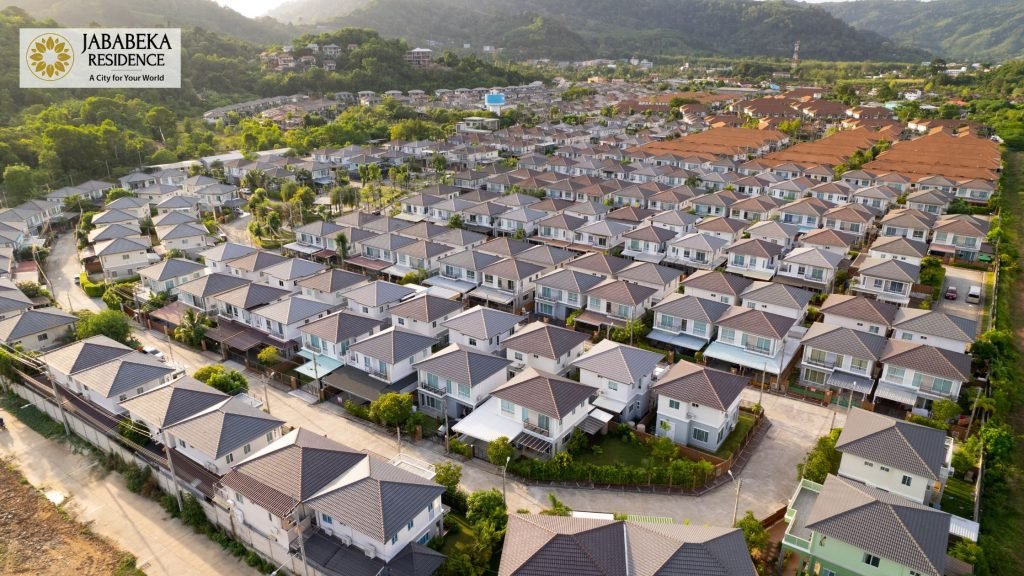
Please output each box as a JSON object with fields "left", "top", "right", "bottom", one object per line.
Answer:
{"left": 504, "top": 321, "right": 589, "bottom": 360}
{"left": 491, "top": 368, "right": 597, "bottom": 419}
{"left": 880, "top": 340, "right": 971, "bottom": 382}
{"left": 820, "top": 294, "right": 898, "bottom": 326}
{"left": 653, "top": 361, "right": 749, "bottom": 411}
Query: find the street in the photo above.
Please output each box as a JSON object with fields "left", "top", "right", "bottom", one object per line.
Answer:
{"left": 45, "top": 231, "right": 102, "bottom": 313}
{"left": 219, "top": 213, "right": 253, "bottom": 246}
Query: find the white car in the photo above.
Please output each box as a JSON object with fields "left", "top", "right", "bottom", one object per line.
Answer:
{"left": 142, "top": 345, "right": 166, "bottom": 362}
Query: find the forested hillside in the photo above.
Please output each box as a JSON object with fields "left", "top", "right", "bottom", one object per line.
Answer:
{"left": 821, "top": 0, "right": 1024, "bottom": 61}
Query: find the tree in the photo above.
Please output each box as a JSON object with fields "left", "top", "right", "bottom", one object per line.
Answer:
{"left": 144, "top": 106, "right": 176, "bottom": 142}
{"left": 193, "top": 364, "right": 225, "bottom": 384}
{"left": 369, "top": 392, "right": 413, "bottom": 427}
{"left": 174, "top": 309, "right": 210, "bottom": 347}
{"left": 466, "top": 489, "right": 507, "bottom": 530}
{"left": 329, "top": 186, "right": 343, "bottom": 213}
{"left": 487, "top": 436, "right": 515, "bottom": 467}
{"left": 75, "top": 310, "right": 133, "bottom": 346}
{"left": 118, "top": 418, "right": 150, "bottom": 446}
{"left": 931, "top": 399, "right": 962, "bottom": 424}
{"left": 257, "top": 346, "right": 280, "bottom": 367}
{"left": 242, "top": 168, "right": 267, "bottom": 191}
{"left": 2, "top": 164, "right": 34, "bottom": 204}
{"left": 149, "top": 149, "right": 178, "bottom": 165}
{"left": 106, "top": 188, "right": 134, "bottom": 203}
{"left": 431, "top": 153, "right": 447, "bottom": 174}
{"left": 62, "top": 194, "right": 85, "bottom": 213}
{"left": 334, "top": 232, "right": 350, "bottom": 263}
{"left": 797, "top": 428, "right": 842, "bottom": 483}
{"left": 447, "top": 213, "right": 464, "bottom": 229}
{"left": 540, "top": 493, "right": 572, "bottom": 516}
{"left": 735, "top": 510, "right": 771, "bottom": 568}
{"left": 650, "top": 435, "right": 679, "bottom": 464}
{"left": 980, "top": 423, "right": 1016, "bottom": 465}
{"left": 434, "top": 462, "right": 462, "bottom": 497}
{"left": 193, "top": 364, "right": 248, "bottom": 394}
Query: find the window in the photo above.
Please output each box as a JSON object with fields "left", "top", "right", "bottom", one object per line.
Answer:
{"left": 668, "top": 399, "right": 680, "bottom": 410}
{"left": 225, "top": 453, "right": 234, "bottom": 464}
{"left": 607, "top": 380, "right": 620, "bottom": 391}
{"left": 868, "top": 325, "right": 880, "bottom": 334}
{"left": 617, "top": 304, "right": 630, "bottom": 318}
{"left": 901, "top": 332, "right": 914, "bottom": 341}
{"left": 692, "top": 428, "right": 709, "bottom": 443}
{"left": 659, "top": 314, "right": 675, "bottom": 329}
{"left": 38, "top": 333, "right": 48, "bottom": 341}
{"left": 692, "top": 322, "right": 707, "bottom": 336}
{"left": 266, "top": 431, "right": 274, "bottom": 443}
{"left": 886, "top": 366, "right": 905, "bottom": 383}
{"left": 850, "top": 358, "right": 869, "bottom": 373}
{"left": 514, "top": 352, "right": 523, "bottom": 361}
{"left": 718, "top": 428, "right": 725, "bottom": 443}
{"left": 862, "top": 553, "right": 880, "bottom": 567}
{"left": 391, "top": 534, "right": 398, "bottom": 545}
{"left": 407, "top": 520, "right": 415, "bottom": 531}
{"left": 864, "top": 461, "right": 874, "bottom": 467}
{"left": 397, "top": 317, "right": 405, "bottom": 326}
{"left": 880, "top": 466, "right": 890, "bottom": 472}
{"left": 468, "top": 338, "right": 477, "bottom": 346}
{"left": 901, "top": 475, "right": 913, "bottom": 486}
{"left": 178, "top": 439, "right": 186, "bottom": 449}
{"left": 243, "top": 444, "right": 251, "bottom": 455}
{"left": 118, "top": 394, "right": 128, "bottom": 402}
{"left": 500, "top": 399, "right": 514, "bottom": 415}
{"left": 235, "top": 492, "right": 245, "bottom": 505}
{"left": 458, "top": 383, "right": 470, "bottom": 398}
{"left": 719, "top": 328, "right": 735, "bottom": 343}
{"left": 822, "top": 569, "right": 836, "bottom": 576}
{"left": 427, "top": 502, "right": 434, "bottom": 516}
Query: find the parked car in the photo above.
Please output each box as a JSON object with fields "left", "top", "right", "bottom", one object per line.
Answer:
{"left": 944, "top": 286, "right": 958, "bottom": 300}
{"left": 142, "top": 345, "right": 166, "bottom": 362}
{"left": 966, "top": 285, "right": 982, "bottom": 304}
{"left": 73, "top": 275, "right": 80, "bottom": 286}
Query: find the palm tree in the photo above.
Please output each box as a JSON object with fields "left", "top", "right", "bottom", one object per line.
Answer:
{"left": 242, "top": 168, "right": 267, "bottom": 191}
{"left": 174, "top": 309, "right": 210, "bottom": 347}
{"left": 335, "top": 232, "right": 349, "bottom": 266}
{"left": 967, "top": 388, "right": 998, "bottom": 436}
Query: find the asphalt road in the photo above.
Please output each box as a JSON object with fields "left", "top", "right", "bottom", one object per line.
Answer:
{"left": 45, "top": 231, "right": 102, "bottom": 313}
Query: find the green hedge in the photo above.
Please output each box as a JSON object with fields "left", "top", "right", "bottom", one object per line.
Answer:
{"left": 507, "top": 453, "right": 714, "bottom": 488}
{"left": 80, "top": 272, "right": 106, "bottom": 297}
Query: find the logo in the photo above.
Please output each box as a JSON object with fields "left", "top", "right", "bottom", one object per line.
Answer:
{"left": 26, "top": 33, "right": 74, "bottom": 81}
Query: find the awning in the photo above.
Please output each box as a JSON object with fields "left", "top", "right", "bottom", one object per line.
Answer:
{"left": 873, "top": 382, "right": 918, "bottom": 406}
{"left": 579, "top": 409, "right": 613, "bottom": 434}
{"left": 726, "top": 266, "right": 776, "bottom": 281}
{"left": 929, "top": 244, "right": 956, "bottom": 254}
{"left": 423, "top": 275, "right": 477, "bottom": 295}
{"left": 295, "top": 350, "right": 344, "bottom": 379}
{"left": 395, "top": 212, "right": 426, "bottom": 222}
{"left": 321, "top": 367, "right": 414, "bottom": 402}
{"left": 346, "top": 256, "right": 393, "bottom": 271}
{"left": 313, "top": 248, "right": 337, "bottom": 259}
{"left": 513, "top": 430, "right": 552, "bottom": 454}
{"left": 622, "top": 249, "right": 665, "bottom": 263}
{"left": 283, "top": 242, "right": 321, "bottom": 255}
{"left": 452, "top": 398, "right": 523, "bottom": 442}
{"left": 949, "top": 514, "right": 980, "bottom": 542}
{"left": 703, "top": 341, "right": 783, "bottom": 374}
{"left": 573, "top": 310, "right": 627, "bottom": 328}
{"left": 207, "top": 319, "right": 292, "bottom": 351}
{"left": 592, "top": 395, "right": 628, "bottom": 415}
{"left": 468, "top": 286, "right": 515, "bottom": 305}
{"left": 647, "top": 329, "right": 708, "bottom": 351}
{"left": 149, "top": 300, "right": 189, "bottom": 327}
{"left": 827, "top": 371, "right": 875, "bottom": 395}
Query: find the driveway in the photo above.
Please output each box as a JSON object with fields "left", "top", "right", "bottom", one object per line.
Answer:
{"left": 45, "top": 232, "right": 102, "bottom": 313}
{"left": 936, "top": 265, "right": 986, "bottom": 333}
{"left": 220, "top": 213, "right": 252, "bottom": 246}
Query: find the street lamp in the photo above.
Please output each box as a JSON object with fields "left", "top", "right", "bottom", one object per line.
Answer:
{"left": 728, "top": 470, "right": 742, "bottom": 526}
{"left": 501, "top": 455, "right": 511, "bottom": 505}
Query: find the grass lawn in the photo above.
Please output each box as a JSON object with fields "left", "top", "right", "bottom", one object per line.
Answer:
{"left": 941, "top": 477, "right": 976, "bottom": 518}
{"left": 439, "top": 514, "right": 478, "bottom": 557}
{"left": 576, "top": 433, "right": 652, "bottom": 467}
{"left": 714, "top": 413, "right": 756, "bottom": 459}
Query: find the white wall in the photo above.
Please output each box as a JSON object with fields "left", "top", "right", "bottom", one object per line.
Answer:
{"left": 837, "top": 455, "right": 929, "bottom": 504}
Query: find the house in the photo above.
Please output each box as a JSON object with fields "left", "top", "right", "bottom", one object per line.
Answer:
{"left": 119, "top": 377, "right": 228, "bottom": 440}
{"left": 155, "top": 221, "right": 210, "bottom": 254}
{"left": 213, "top": 283, "right": 293, "bottom": 328}
{"left": 496, "top": 207, "right": 547, "bottom": 237}
{"left": 504, "top": 321, "right": 589, "bottom": 375}
{"left": 499, "top": 514, "right": 757, "bottom": 576}
{"left": 850, "top": 184, "right": 899, "bottom": 213}
{"left": 537, "top": 213, "right": 586, "bottom": 247}
{"left": 154, "top": 194, "right": 200, "bottom": 217}
{"left": 297, "top": 268, "right": 370, "bottom": 306}
{"left": 94, "top": 237, "right": 153, "bottom": 280}
{"left": 695, "top": 216, "right": 749, "bottom": 244}
{"left": 616, "top": 262, "right": 682, "bottom": 302}
{"left": 574, "top": 219, "right": 633, "bottom": 250}
{"left": 0, "top": 279, "right": 41, "bottom": 320}
{"left": 399, "top": 193, "right": 442, "bottom": 220}
{"left": 892, "top": 308, "right": 977, "bottom": 354}
{"left": 389, "top": 240, "right": 456, "bottom": 278}
{"left": 388, "top": 294, "right": 464, "bottom": 341}
{"left": 868, "top": 236, "right": 929, "bottom": 266}
{"left": 249, "top": 296, "right": 337, "bottom": 349}
{"left": 650, "top": 209, "right": 700, "bottom": 236}
{"left": 648, "top": 293, "right": 730, "bottom": 352}
{"left": 176, "top": 273, "right": 251, "bottom": 312}
{"left": 681, "top": 270, "right": 751, "bottom": 305}
{"left": 851, "top": 258, "right": 919, "bottom": 306}
{"left": 225, "top": 250, "right": 291, "bottom": 282}
{"left": 0, "top": 307, "right": 77, "bottom": 351}
{"left": 880, "top": 208, "right": 935, "bottom": 242}
{"left": 298, "top": 310, "right": 383, "bottom": 379}
{"left": 573, "top": 340, "right": 664, "bottom": 422}
{"left": 666, "top": 232, "right": 729, "bottom": 271}
{"left": 835, "top": 408, "right": 954, "bottom": 507}
{"left": 739, "top": 281, "right": 813, "bottom": 320}
{"left": 42, "top": 335, "right": 133, "bottom": 391}
{"left": 164, "top": 395, "right": 284, "bottom": 475}
{"left": 576, "top": 279, "right": 657, "bottom": 330}
{"left": 798, "top": 228, "right": 858, "bottom": 257}
{"left": 344, "top": 281, "right": 417, "bottom": 321}
{"left": 72, "top": 351, "right": 181, "bottom": 415}
{"left": 469, "top": 258, "right": 546, "bottom": 312}
{"left": 413, "top": 343, "right": 511, "bottom": 420}
{"left": 728, "top": 195, "right": 780, "bottom": 222}
{"left": 725, "top": 238, "right": 782, "bottom": 281}
{"left": 703, "top": 306, "right": 797, "bottom": 376}
{"left": 452, "top": 367, "right": 601, "bottom": 458}
{"left": 876, "top": 340, "right": 972, "bottom": 414}
{"left": 426, "top": 249, "right": 500, "bottom": 295}
{"left": 782, "top": 475, "right": 952, "bottom": 576}
{"left": 199, "top": 242, "right": 257, "bottom": 275}
{"left": 288, "top": 220, "right": 346, "bottom": 257}
{"left": 819, "top": 294, "right": 897, "bottom": 336}
{"left": 907, "top": 188, "right": 951, "bottom": 215}
{"left": 565, "top": 252, "right": 632, "bottom": 278}
{"left": 621, "top": 224, "right": 678, "bottom": 263}
{"left": 152, "top": 210, "right": 198, "bottom": 229}
{"left": 517, "top": 245, "right": 575, "bottom": 269}
{"left": 746, "top": 220, "right": 799, "bottom": 251}
{"left": 533, "top": 268, "right": 604, "bottom": 321}
{"left": 90, "top": 208, "right": 138, "bottom": 228}
{"left": 799, "top": 323, "right": 887, "bottom": 404}
{"left": 138, "top": 258, "right": 206, "bottom": 296}
{"left": 653, "top": 361, "right": 750, "bottom": 452}
{"left": 930, "top": 214, "right": 988, "bottom": 261}
{"left": 442, "top": 305, "right": 525, "bottom": 353}
{"left": 822, "top": 203, "right": 873, "bottom": 243}
{"left": 777, "top": 246, "right": 844, "bottom": 292}
{"left": 105, "top": 196, "right": 151, "bottom": 220}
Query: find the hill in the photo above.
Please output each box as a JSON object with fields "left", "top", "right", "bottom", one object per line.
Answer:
{"left": 0, "top": 0, "right": 296, "bottom": 43}
{"left": 272, "top": 0, "right": 369, "bottom": 25}
{"left": 819, "top": 0, "right": 1024, "bottom": 61}
{"left": 271, "top": 0, "right": 926, "bottom": 61}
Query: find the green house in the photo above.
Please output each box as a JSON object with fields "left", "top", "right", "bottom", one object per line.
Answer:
{"left": 782, "top": 474, "right": 971, "bottom": 576}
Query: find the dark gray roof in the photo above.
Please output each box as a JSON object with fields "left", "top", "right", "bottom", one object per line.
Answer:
{"left": 880, "top": 340, "right": 971, "bottom": 382}
{"left": 652, "top": 293, "right": 731, "bottom": 323}
{"left": 40, "top": 335, "right": 134, "bottom": 375}
{"left": 682, "top": 271, "right": 752, "bottom": 297}
{"left": 0, "top": 307, "right": 76, "bottom": 341}
{"left": 782, "top": 246, "right": 844, "bottom": 268}
{"left": 388, "top": 294, "right": 464, "bottom": 323}
{"left": 412, "top": 343, "right": 511, "bottom": 386}
{"left": 477, "top": 237, "right": 533, "bottom": 257}
{"left": 801, "top": 323, "right": 888, "bottom": 360}
{"left": 587, "top": 279, "right": 658, "bottom": 306}
{"left": 820, "top": 294, "right": 898, "bottom": 326}
{"left": 300, "top": 311, "right": 383, "bottom": 343}
{"left": 805, "top": 475, "right": 950, "bottom": 576}
{"left": 566, "top": 252, "right": 631, "bottom": 276}
{"left": 491, "top": 368, "right": 597, "bottom": 419}
{"left": 434, "top": 228, "right": 488, "bottom": 248}
{"left": 165, "top": 396, "right": 284, "bottom": 459}
{"left": 75, "top": 352, "right": 177, "bottom": 398}
{"left": 94, "top": 236, "right": 150, "bottom": 255}
{"left": 157, "top": 222, "right": 208, "bottom": 241}
{"left": 517, "top": 245, "right": 576, "bottom": 268}
{"left": 349, "top": 327, "right": 436, "bottom": 364}
{"left": 571, "top": 339, "right": 663, "bottom": 385}
{"left": 858, "top": 258, "right": 920, "bottom": 282}
{"left": 439, "top": 249, "right": 502, "bottom": 271}
{"left": 740, "top": 281, "right": 813, "bottom": 310}
{"left": 653, "top": 361, "right": 749, "bottom": 411}
{"left": 253, "top": 296, "right": 335, "bottom": 325}
{"left": 893, "top": 309, "right": 977, "bottom": 342}
{"left": 176, "top": 273, "right": 251, "bottom": 298}
{"left": 504, "top": 321, "right": 589, "bottom": 360}
{"left": 717, "top": 307, "right": 796, "bottom": 340}
{"left": 442, "top": 306, "right": 525, "bottom": 339}
{"left": 138, "top": 258, "right": 205, "bottom": 282}
{"left": 362, "top": 233, "right": 417, "bottom": 252}
{"left": 343, "top": 281, "right": 416, "bottom": 307}
{"left": 262, "top": 258, "right": 327, "bottom": 281}
{"left": 481, "top": 258, "right": 547, "bottom": 281}
{"left": 534, "top": 269, "right": 605, "bottom": 293}
{"left": 119, "top": 377, "right": 228, "bottom": 429}
{"left": 215, "top": 283, "right": 292, "bottom": 310}
{"left": 836, "top": 409, "right": 948, "bottom": 480}
{"left": 226, "top": 250, "right": 290, "bottom": 273}
{"left": 306, "top": 457, "right": 443, "bottom": 542}
{"left": 362, "top": 217, "right": 414, "bottom": 234}
{"left": 870, "top": 236, "right": 929, "bottom": 258}
{"left": 294, "top": 219, "right": 345, "bottom": 237}
{"left": 297, "top": 269, "right": 368, "bottom": 293}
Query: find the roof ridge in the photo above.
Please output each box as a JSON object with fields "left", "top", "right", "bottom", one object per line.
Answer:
{"left": 892, "top": 422, "right": 938, "bottom": 480}
{"left": 886, "top": 498, "right": 940, "bottom": 574}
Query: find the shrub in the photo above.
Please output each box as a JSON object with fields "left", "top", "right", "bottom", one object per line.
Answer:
{"left": 80, "top": 273, "right": 107, "bottom": 297}
{"left": 117, "top": 418, "right": 150, "bottom": 447}
{"left": 487, "top": 436, "right": 515, "bottom": 466}
{"left": 343, "top": 399, "right": 371, "bottom": 420}
{"left": 797, "top": 428, "right": 842, "bottom": 483}
{"left": 123, "top": 463, "right": 151, "bottom": 494}
{"left": 449, "top": 439, "right": 473, "bottom": 458}
{"left": 180, "top": 494, "right": 208, "bottom": 530}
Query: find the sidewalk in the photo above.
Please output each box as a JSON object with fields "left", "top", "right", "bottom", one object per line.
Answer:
{"left": 0, "top": 409, "right": 257, "bottom": 576}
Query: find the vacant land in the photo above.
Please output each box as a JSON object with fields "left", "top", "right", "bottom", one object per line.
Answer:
{"left": 0, "top": 460, "right": 141, "bottom": 576}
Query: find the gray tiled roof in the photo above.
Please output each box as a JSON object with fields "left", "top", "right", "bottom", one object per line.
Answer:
{"left": 412, "top": 343, "right": 511, "bottom": 386}
{"left": 870, "top": 236, "right": 929, "bottom": 258}
{"left": 92, "top": 208, "right": 138, "bottom": 225}
{"left": 782, "top": 246, "right": 843, "bottom": 269}
{"left": 727, "top": 238, "right": 784, "bottom": 258}
{"left": 176, "top": 273, "right": 251, "bottom": 298}
{"left": 262, "top": 258, "right": 327, "bottom": 281}
{"left": 504, "top": 321, "right": 589, "bottom": 360}
{"left": 623, "top": 224, "right": 678, "bottom": 243}
{"left": 858, "top": 257, "right": 920, "bottom": 282}
{"left": 0, "top": 307, "right": 76, "bottom": 341}
{"left": 805, "top": 475, "right": 950, "bottom": 576}
{"left": 653, "top": 361, "right": 749, "bottom": 411}
{"left": 491, "top": 368, "right": 597, "bottom": 419}
{"left": 253, "top": 296, "right": 335, "bottom": 325}
{"left": 481, "top": 258, "right": 547, "bottom": 281}
{"left": 801, "top": 323, "right": 888, "bottom": 360}
{"left": 671, "top": 232, "right": 729, "bottom": 252}
{"left": 442, "top": 306, "right": 525, "bottom": 339}
{"left": 534, "top": 269, "right": 605, "bottom": 293}
{"left": 166, "top": 396, "right": 283, "bottom": 459}
{"left": 388, "top": 294, "right": 464, "bottom": 323}
{"left": 717, "top": 307, "right": 796, "bottom": 340}
{"left": 226, "top": 250, "right": 290, "bottom": 273}
{"left": 618, "top": 262, "right": 681, "bottom": 287}
{"left": 40, "top": 335, "right": 134, "bottom": 375}
{"left": 587, "top": 279, "right": 658, "bottom": 306}
{"left": 836, "top": 408, "right": 948, "bottom": 480}
{"left": 363, "top": 217, "right": 414, "bottom": 234}
{"left": 740, "top": 281, "right": 813, "bottom": 310}
{"left": 434, "top": 228, "right": 487, "bottom": 248}
{"left": 294, "top": 219, "right": 345, "bottom": 237}
{"left": 439, "top": 249, "right": 502, "bottom": 271}
{"left": 880, "top": 340, "right": 971, "bottom": 382}
{"left": 343, "top": 281, "right": 416, "bottom": 307}
{"left": 362, "top": 233, "right": 416, "bottom": 252}
{"left": 566, "top": 252, "right": 631, "bottom": 276}
{"left": 476, "top": 237, "right": 532, "bottom": 257}
{"left": 682, "top": 271, "right": 752, "bottom": 297}
{"left": 300, "top": 311, "right": 383, "bottom": 344}
{"left": 221, "top": 428, "right": 367, "bottom": 517}
{"left": 652, "top": 293, "right": 731, "bottom": 323}
{"left": 94, "top": 236, "right": 150, "bottom": 255}
{"left": 119, "top": 377, "right": 228, "bottom": 429}
{"left": 349, "top": 327, "right": 436, "bottom": 364}
{"left": 297, "top": 269, "right": 368, "bottom": 293}
{"left": 199, "top": 242, "right": 257, "bottom": 263}
{"left": 138, "top": 258, "right": 205, "bottom": 282}
{"left": 75, "top": 351, "right": 176, "bottom": 398}
{"left": 893, "top": 309, "right": 977, "bottom": 342}
{"left": 517, "top": 245, "right": 575, "bottom": 268}
{"left": 820, "top": 294, "right": 898, "bottom": 326}
{"left": 799, "top": 228, "right": 858, "bottom": 248}
{"left": 306, "top": 457, "right": 444, "bottom": 543}
{"left": 157, "top": 222, "right": 208, "bottom": 241}
{"left": 396, "top": 239, "right": 452, "bottom": 259}
{"left": 571, "top": 339, "right": 663, "bottom": 385}
{"left": 215, "top": 283, "right": 292, "bottom": 310}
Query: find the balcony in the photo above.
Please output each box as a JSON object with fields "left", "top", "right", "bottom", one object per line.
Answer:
{"left": 522, "top": 421, "right": 550, "bottom": 436}
{"left": 742, "top": 342, "right": 774, "bottom": 356}
{"left": 803, "top": 356, "right": 836, "bottom": 370}
{"left": 419, "top": 381, "right": 448, "bottom": 396}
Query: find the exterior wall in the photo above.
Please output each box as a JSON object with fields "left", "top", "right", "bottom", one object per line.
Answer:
{"left": 4, "top": 325, "right": 74, "bottom": 351}
{"left": 171, "top": 426, "right": 279, "bottom": 476}
{"left": 836, "top": 455, "right": 930, "bottom": 504}
{"left": 892, "top": 329, "right": 969, "bottom": 354}
{"left": 742, "top": 298, "right": 804, "bottom": 320}
{"left": 312, "top": 495, "right": 442, "bottom": 563}
{"left": 100, "top": 250, "right": 151, "bottom": 278}
{"left": 300, "top": 287, "right": 353, "bottom": 307}
{"left": 806, "top": 533, "right": 917, "bottom": 576}
{"left": 78, "top": 377, "right": 171, "bottom": 416}
{"left": 162, "top": 234, "right": 208, "bottom": 253}
{"left": 348, "top": 347, "right": 428, "bottom": 385}
{"left": 392, "top": 313, "right": 453, "bottom": 340}
{"left": 579, "top": 368, "right": 650, "bottom": 421}
{"left": 684, "top": 285, "right": 738, "bottom": 305}
{"left": 880, "top": 363, "right": 964, "bottom": 404}
{"left": 653, "top": 394, "right": 739, "bottom": 452}
{"left": 418, "top": 368, "right": 507, "bottom": 418}
{"left": 494, "top": 397, "right": 591, "bottom": 453}
{"left": 506, "top": 348, "right": 563, "bottom": 375}
{"left": 867, "top": 250, "right": 923, "bottom": 267}
{"left": 821, "top": 313, "right": 887, "bottom": 336}
{"left": 346, "top": 300, "right": 396, "bottom": 321}
{"left": 229, "top": 495, "right": 291, "bottom": 550}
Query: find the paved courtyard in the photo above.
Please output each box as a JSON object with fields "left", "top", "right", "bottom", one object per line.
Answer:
{"left": 936, "top": 265, "right": 987, "bottom": 333}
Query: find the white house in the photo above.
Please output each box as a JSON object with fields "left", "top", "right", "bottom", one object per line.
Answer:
{"left": 892, "top": 308, "right": 977, "bottom": 354}
{"left": 441, "top": 306, "right": 525, "bottom": 354}
{"left": 413, "top": 343, "right": 511, "bottom": 419}
{"left": 653, "top": 361, "right": 750, "bottom": 453}
{"left": 572, "top": 340, "right": 664, "bottom": 423}
{"left": 851, "top": 258, "right": 919, "bottom": 306}
{"left": 503, "top": 321, "right": 589, "bottom": 375}
{"left": 346, "top": 327, "right": 436, "bottom": 386}
{"left": 876, "top": 340, "right": 972, "bottom": 415}
{"left": 648, "top": 293, "right": 730, "bottom": 352}
{"left": 164, "top": 396, "right": 284, "bottom": 475}
{"left": 799, "top": 322, "right": 887, "bottom": 404}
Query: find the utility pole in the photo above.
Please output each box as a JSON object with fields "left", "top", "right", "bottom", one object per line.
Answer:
{"left": 292, "top": 507, "right": 310, "bottom": 576}
{"left": 162, "top": 430, "right": 185, "bottom": 512}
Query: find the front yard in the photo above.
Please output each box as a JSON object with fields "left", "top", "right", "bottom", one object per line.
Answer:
{"left": 575, "top": 431, "right": 655, "bottom": 467}
{"left": 942, "top": 476, "right": 976, "bottom": 519}
{"left": 714, "top": 413, "right": 756, "bottom": 459}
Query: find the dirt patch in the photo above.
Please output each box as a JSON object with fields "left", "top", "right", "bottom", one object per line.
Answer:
{"left": 0, "top": 460, "right": 130, "bottom": 576}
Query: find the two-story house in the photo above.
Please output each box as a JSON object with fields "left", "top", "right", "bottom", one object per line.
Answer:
{"left": 880, "top": 208, "right": 935, "bottom": 242}
{"left": 666, "top": 232, "right": 729, "bottom": 271}
{"left": 249, "top": 296, "right": 337, "bottom": 351}
{"left": 739, "top": 281, "right": 813, "bottom": 320}
{"left": 388, "top": 293, "right": 464, "bottom": 342}
{"left": 822, "top": 203, "right": 874, "bottom": 244}
{"left": 176, "top": 273, "right": 250, "bottom": 313}
{"left": 504, "top": 321, "right": 589, "bottom": 376}
{"left": 537, "top": 213, "right": 587, "bottom": 248}
{"left": 156, "top": 222, "right": 210, "bottom": 255}
{"left": 695, "top": 216, "right": 749, "bottom": 245}
{"left": 681, "top": 270, "right": 752, "bottom": 305}
{"left": 868, "top": 235, "right": 929, "bottom": 266}
{"left": 425, "top": 249, "right": 501, "bottom": 295}
{"left": 413, "top": 343, "right": 511, "bottom": 419}
{"left": 799, "top": 323, "right": 887, "bottom": 404}
{"left": 650, "top": 210, "right": 700, "bottom": 237}
{"left": 469, "top": 258, "right": 546, "bottom": 312}
{"left": 574, "top": 219, "right": 633, "bottom": 251}
{"left": 778, "top": 197, "right": 829, "bottom": 233}
{"left": 199, "top": 243, "right": 257, "bottom": 275}
{"left": 261, "top": 258, "right": 327, "bottom": 292}
{"left": 876, "top": 340, "right": 972, "bottom": 414}
{"left": 95, "top": 237, "right": 154, "bottom": 281}
{"left": 930, "top": 214, "right": 988, "bottom": 261}
{"left": 617, "top": 262, "right": 682, "bottom": 303}
{"left": 138, "top": 258, "right": 206, "bottom": 296}
{"left": 725, "top": 238, "right": 782, "bottom": 281}
{"left": 119, "top": 377, "right": 228, "bottom": 443}
{"left": 746, "top": 220, "right": 800, "bottom": 251}
{"left": 576, "top": 279, "right": 657, "bottom": 330}
{"left": 344, "top": 281, "right": 417, "bottom": 321}
{"left": 621, "top": 224, "right": 678, "bottom": 264}
{"left": 213, "top": 283, "right": 293, "bottom": 328}
{"left": 297, "top": 268, "right": 370, "bottom": 306}
{"left": 777, "top": 246, "right": 844, "bottom": 292}
{"left": 851, "top": 258, "right": 919, "bottom": 306}
{"left": 442, "top": 305, "right": 524, "bottom": 354}
{"left": 798, "top": 228, "right": 858, "bottom": 258}
{"left": 573, "top": 340, "right": 664, "bottom": 423}
{"left": 648, "top": 293, "right": 730, "bottom": 352}
{"left": 225, "top": 250, "right": 291, "bottom": 282}
{"left": 298, "top": 310, "right": 383, "bottom": 382}
{"left": 892, "top": 308, "right": 976, "bottom": 354}
{"left": 704, "top": 306, "right": 797, "bottom": 377}
{"left": 0, "top": 307, "right": 77, "bottom": 352}
{"left": 653, "top": 361, "right": 750, "bottom": 453}
{"left": 533, "top": 268, "right": 604, "bottom": 321}
{"left": 819, "top": 294, "right": 897, "bottom": 336}
{"left": 345, "top": 327, "right": 437, "bottom": 390}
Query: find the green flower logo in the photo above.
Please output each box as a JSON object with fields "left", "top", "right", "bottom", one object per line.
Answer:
{"left": 27, "top": 33, "right": 74, "bottom": 80}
